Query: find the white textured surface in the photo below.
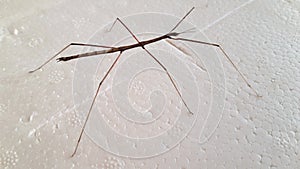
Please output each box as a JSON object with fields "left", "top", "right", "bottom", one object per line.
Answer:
{"left": 1, "top": 0, "right": 300, "bottom": 168}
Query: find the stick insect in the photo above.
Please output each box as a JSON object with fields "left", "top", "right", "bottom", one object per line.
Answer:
{"left": 29, "top": 7, "right": 260, "bottom": 157}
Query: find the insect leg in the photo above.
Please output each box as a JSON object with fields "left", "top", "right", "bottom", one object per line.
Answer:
{"left": 170, "top": 37, "right": 261, "bottom": 97}
{"left": 71, "top": 51, "right": 123, "bottom": 157}
{"left": 29, "top": 43, "right": 114, "bottom": 73}
{"left": 143, "top": 47, "right": 194, "bottom": 115}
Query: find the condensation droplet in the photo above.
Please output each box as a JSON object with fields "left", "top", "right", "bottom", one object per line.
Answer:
{"left": 90, "top": 164, "right": 98, "bottom": 169}
{"left": 68, "top": 111, "right": 82, "bottom": 127}
{"left": 0, "top": 103, "right": 8, "bottom": 115}
{"left": 28, "top": 37, "right": 43, "bottom": 48}
{"left": 35, "top": 137, "right": 42, "bottom": 144}
{"left": 131, "top": 80, "right": 145, "bottom": 95}
{"left": 13, "top": 29, "right": 19, "bottom": 35}
{"left": 169, "top": 123, "right": 185, "bottom": 138}
{"left": 8, "top": 25, "right": 24, "bottom": 36}
{"left": 19, "top": 111, "right": 38, "bottom": 124}
{"left": 0, "top": 27, "right": 9, "bottom": 42}
{"left": 28, "top": 128, "right": 36, "bottom": 137}
{"left": 72, "top": 18, "right": 88, "bottom": 29}
{"left": 101, "top": 156, "right": 125, "bottom": 169}
{"left": 0, "top": 149, "right": 19, "bottom": 168}
{"left": 28, "top": 111, "right": 37, "bottom": 122}
{"left": 271, "top": 78, "right": 275, "bottom": 83}
{"left": 48, "top": 70, "right": 65, "bottom": 83}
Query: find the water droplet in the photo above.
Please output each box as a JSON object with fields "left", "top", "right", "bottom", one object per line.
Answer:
{"left": 48, "top": 70, "right": 65, "bottom": 83}
{"left": 19, "top": 111, "right": 38, "bottom": 123}
{"left": 90, "top": 164, "right": 98, "bottom": 169}
{"left": 28, "top": 111, "right": 37, "bottom": 122}
{"left": 0, "top": 103, "right": 7, "bottom": 115}
{"left": 101, "top": 156, "right": 125, "bottom": 169}
{"left": 8, "top": 25, "right": 24, "bottom": 37}
{"left": 271, "top": 78, "right": 275, "bottom": 83}
{"left": 0, "top": 27, "right": 9, "bottom": 42}
{"left": 35, "top": 137, "right": 41, "bottom": 144}
{"left": 131, "top": 80, "right": 145, "bottom": 95}
{"left": 28, "top": 37, "right": 43, "bottom": 48}
{"left": 170, "top": 124, "right": 183, "bottom": 138}
{"left": 0, "top": 149, "right": 19, "bottom": 168}
{"left": 28, "top": 129, "right": 36, "bottom": 137}
{"left": 13, "top": 29, "right": 19, "bottom": 35}
{"left": 68, "top": 112, "right": 82, "bottom": 127}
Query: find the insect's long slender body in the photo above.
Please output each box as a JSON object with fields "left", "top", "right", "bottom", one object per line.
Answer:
{"left": 29, "top": 7, "right": 260, "bottom": 157}
{"left": 57, "top": 34, "right": 175, "bottom": 62}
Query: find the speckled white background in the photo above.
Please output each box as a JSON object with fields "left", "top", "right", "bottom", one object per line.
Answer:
{"left": 1, "top": 0, "right": 299, "bottom": 168}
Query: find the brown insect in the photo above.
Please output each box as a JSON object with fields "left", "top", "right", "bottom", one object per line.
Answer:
{"left": 29, "top": 7, "right": 260, "bottom": 157}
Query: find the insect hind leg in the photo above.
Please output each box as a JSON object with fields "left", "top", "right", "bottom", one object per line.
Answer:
{"left": 169, "top": 7, "right": 195, "bottom": 33}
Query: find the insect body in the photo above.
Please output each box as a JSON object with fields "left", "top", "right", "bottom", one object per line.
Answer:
{"left": 29, "top": 7, "right": 260, "bottom": 157}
